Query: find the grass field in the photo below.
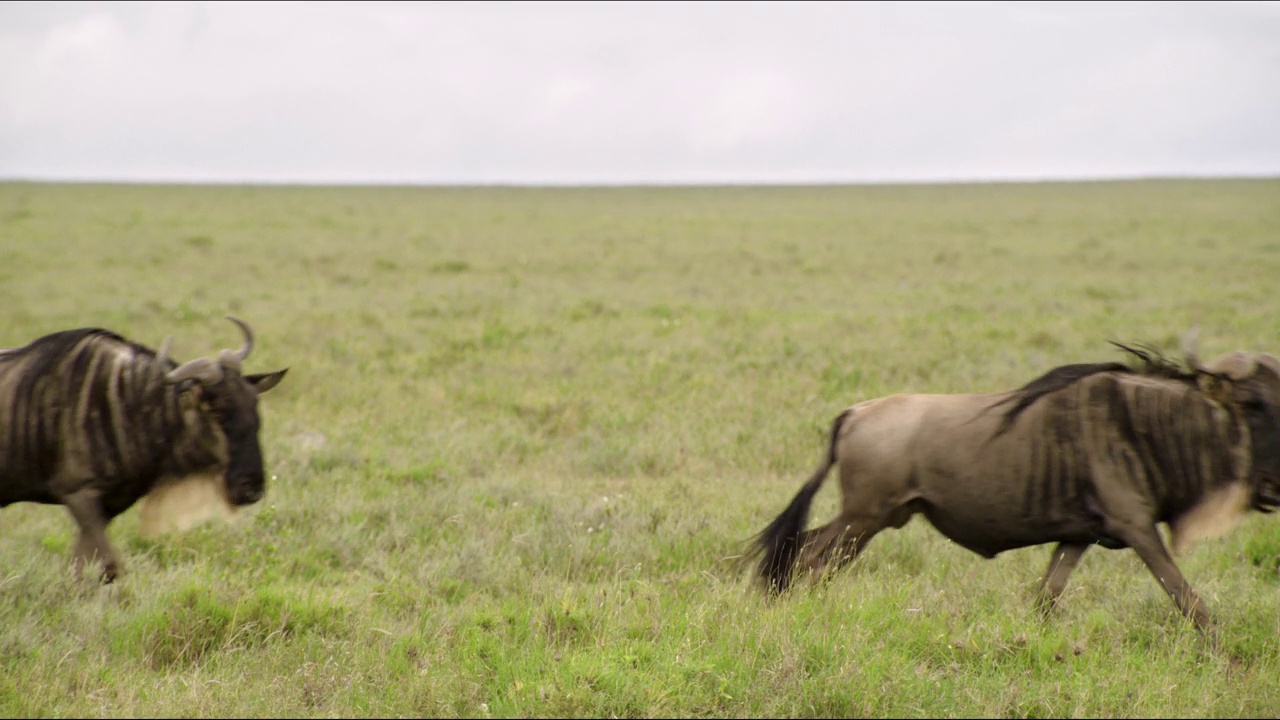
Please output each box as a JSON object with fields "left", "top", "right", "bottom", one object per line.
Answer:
{"left": 2, "top": 178, "right": 1280, "bottom": 717}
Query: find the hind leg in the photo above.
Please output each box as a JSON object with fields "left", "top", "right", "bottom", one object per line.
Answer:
{"left": 800, "top": 513, "right": 891, "bottom": 585}
{"left": 1035, "top": 543, "right": 1088, "bottom": 615}
{"left": 801, "top": 496, "right": 919, "bottom": 585}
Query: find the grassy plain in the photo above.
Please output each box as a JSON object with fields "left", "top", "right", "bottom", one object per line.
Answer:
{"left": 2, "top": 178, "right": 1280, "bottom": 717}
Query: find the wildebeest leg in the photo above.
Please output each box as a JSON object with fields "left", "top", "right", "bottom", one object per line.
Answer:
{"left": 793, "top": 527, "right": 820, "bottom": 558}
{"left": 799, "top": 519, "right": 848, "bottom": 585}
{"left": 1034, "top": 542, "right": 1088, "bottom": 615}
{"left": 62, "top": 489, "right": 119, "bottom": 583}
{"left": 1114, "top": 526, "right": 1213, "bottom": 631}
{"left": 801, "top": 513, "right": 888, "bottom": 585}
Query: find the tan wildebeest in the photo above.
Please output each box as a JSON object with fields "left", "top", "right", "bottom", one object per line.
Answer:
{"left": 750, "top": 336, "right": 1280, "bottom": 632}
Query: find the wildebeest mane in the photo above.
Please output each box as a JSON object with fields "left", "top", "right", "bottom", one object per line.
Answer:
{"left": 989, "top": 341, "right": 1200, "bottom": 439}
{"left": 989, "top": 361, "right": 1132, "bottom": 438}
{"left": 6, "top": 328, "right": 173, "bottom": 380}
{"left": 9, "top": 328, "right": 165, "bottom": 369}
{"left": 1106, "top": 341, "right": 1198, "bottom": 382}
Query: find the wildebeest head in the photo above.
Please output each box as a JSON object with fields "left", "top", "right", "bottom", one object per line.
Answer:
{"left": 1185, "top": 332, "right": 1280, "bottom": 511}
{"left": 155, "top": 317, "right": 287, "bottom": 507}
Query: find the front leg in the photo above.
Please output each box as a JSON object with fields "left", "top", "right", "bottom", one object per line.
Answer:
{"left": 62, "top": 488, "right": 120, "bottom": 583}
{"left": 1084, "top": 460, "right": 1212, "bottom": 632}
{"left": 1112, "top": 523, "right": 1213, "bottom": 632}
{"left": 1035, "top": 542, "right": 1088, "bottom": 616}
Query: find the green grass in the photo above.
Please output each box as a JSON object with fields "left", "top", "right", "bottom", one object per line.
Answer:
{"left": 2, "top": 178, "right": 1280, "bottom": 716}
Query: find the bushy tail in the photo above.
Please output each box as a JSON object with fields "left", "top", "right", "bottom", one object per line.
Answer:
{"left": 750, "top": 409, "right": 850, "bottom": 594}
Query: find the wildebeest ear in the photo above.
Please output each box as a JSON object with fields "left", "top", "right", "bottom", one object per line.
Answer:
{"left": 1258, "top": 354, "right": 1280, "bottom": 380}
{"left": 245, "top": 368, "right": 288, "bottom": 395}
{"left": 1195, "top": 373, "right": 1230, "bottom": 401}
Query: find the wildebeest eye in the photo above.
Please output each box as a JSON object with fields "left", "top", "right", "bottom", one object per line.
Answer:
{"left": 205, "top": 394, "right": 237, "bottom": 420}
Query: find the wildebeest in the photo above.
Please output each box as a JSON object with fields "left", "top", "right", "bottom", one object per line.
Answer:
{"left": 749, "top": 335, "right": 1280, "bottom": 631}
{"left": 0, "top": 317, "right": 288, "bottom": 582}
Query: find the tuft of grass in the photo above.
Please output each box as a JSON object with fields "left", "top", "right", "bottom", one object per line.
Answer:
{"left": 1242, "top": 523, "right": 1280, "bottom": 576}
{"left": 431, "top": 259, "right": 471, "bottom": 274}
{"left": 107, "top": 584, "right": 348, "bottom": 670}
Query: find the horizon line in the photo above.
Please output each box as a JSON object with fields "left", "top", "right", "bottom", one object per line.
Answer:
{"left": 2, "top": 172, "right": 1278, "bottom": 190}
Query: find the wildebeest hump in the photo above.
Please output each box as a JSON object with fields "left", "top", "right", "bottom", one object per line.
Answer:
{"left": 1, "top": 330, "right": 179, "bottom": 509}
{"left": 1077, "top": 373, "right": 1247, "bottom": 523}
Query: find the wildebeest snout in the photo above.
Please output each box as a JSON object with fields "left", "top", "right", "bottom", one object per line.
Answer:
{"left": 223, "top": 425, "right": 268, "bottom": 506}
{"left": 227, "top": 472, "right": 265, "bottom": 506}
{"left": 224, "top": 441, "right": 267, "bottom": 506}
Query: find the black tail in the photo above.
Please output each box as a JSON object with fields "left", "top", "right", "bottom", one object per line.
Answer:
{"left": 750, "top": 409, "right": 850, "bottom": 594}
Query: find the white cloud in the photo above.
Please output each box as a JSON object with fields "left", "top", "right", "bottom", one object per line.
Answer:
{"left": 0, "top": 0, "right": 1277, "bottom": 184}
{"left": 42, "top": 10, "right": 121, "bottom": 62}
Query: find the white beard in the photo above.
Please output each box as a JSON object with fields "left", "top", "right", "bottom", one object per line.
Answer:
{"left": 1168, "top": 480, "right": 1251, "bottom": 556}
{"left": 137, "top": 471, "right": 239, "bottom": 538}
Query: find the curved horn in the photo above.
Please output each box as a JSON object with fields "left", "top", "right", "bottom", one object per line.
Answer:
{"left": 226, "top": 316, "right": 254, "bottom": 365}
{"left": 1181, "top": 325, "right": 1201, "bottom": 371}
{"left": 166, "top": 356, "right": 224, "bottom": 385}
{"left": 217, "top": 348, "right": 242, "bottom": 375}
{"left": 1200, "top": 351, "right": 1257, "bottom": 381}
{"left": 155, "top": 335, "right": 173, "bottom": 369}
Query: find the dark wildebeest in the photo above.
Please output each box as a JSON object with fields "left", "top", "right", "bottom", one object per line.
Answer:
{"left": 0, "top": 317, "right": 288, "bottom": 583}
{"left": 749, "top": 336, "right": 1280, "bottom": 632}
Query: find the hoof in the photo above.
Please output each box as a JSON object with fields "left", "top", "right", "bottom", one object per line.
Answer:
{"left": 99, "top": 562, "right": 120, "bottom": 585}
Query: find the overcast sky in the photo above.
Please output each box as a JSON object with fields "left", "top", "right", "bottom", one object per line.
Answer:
{"left": 2, "top": 1, "right": 1278, "bottom": 185}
